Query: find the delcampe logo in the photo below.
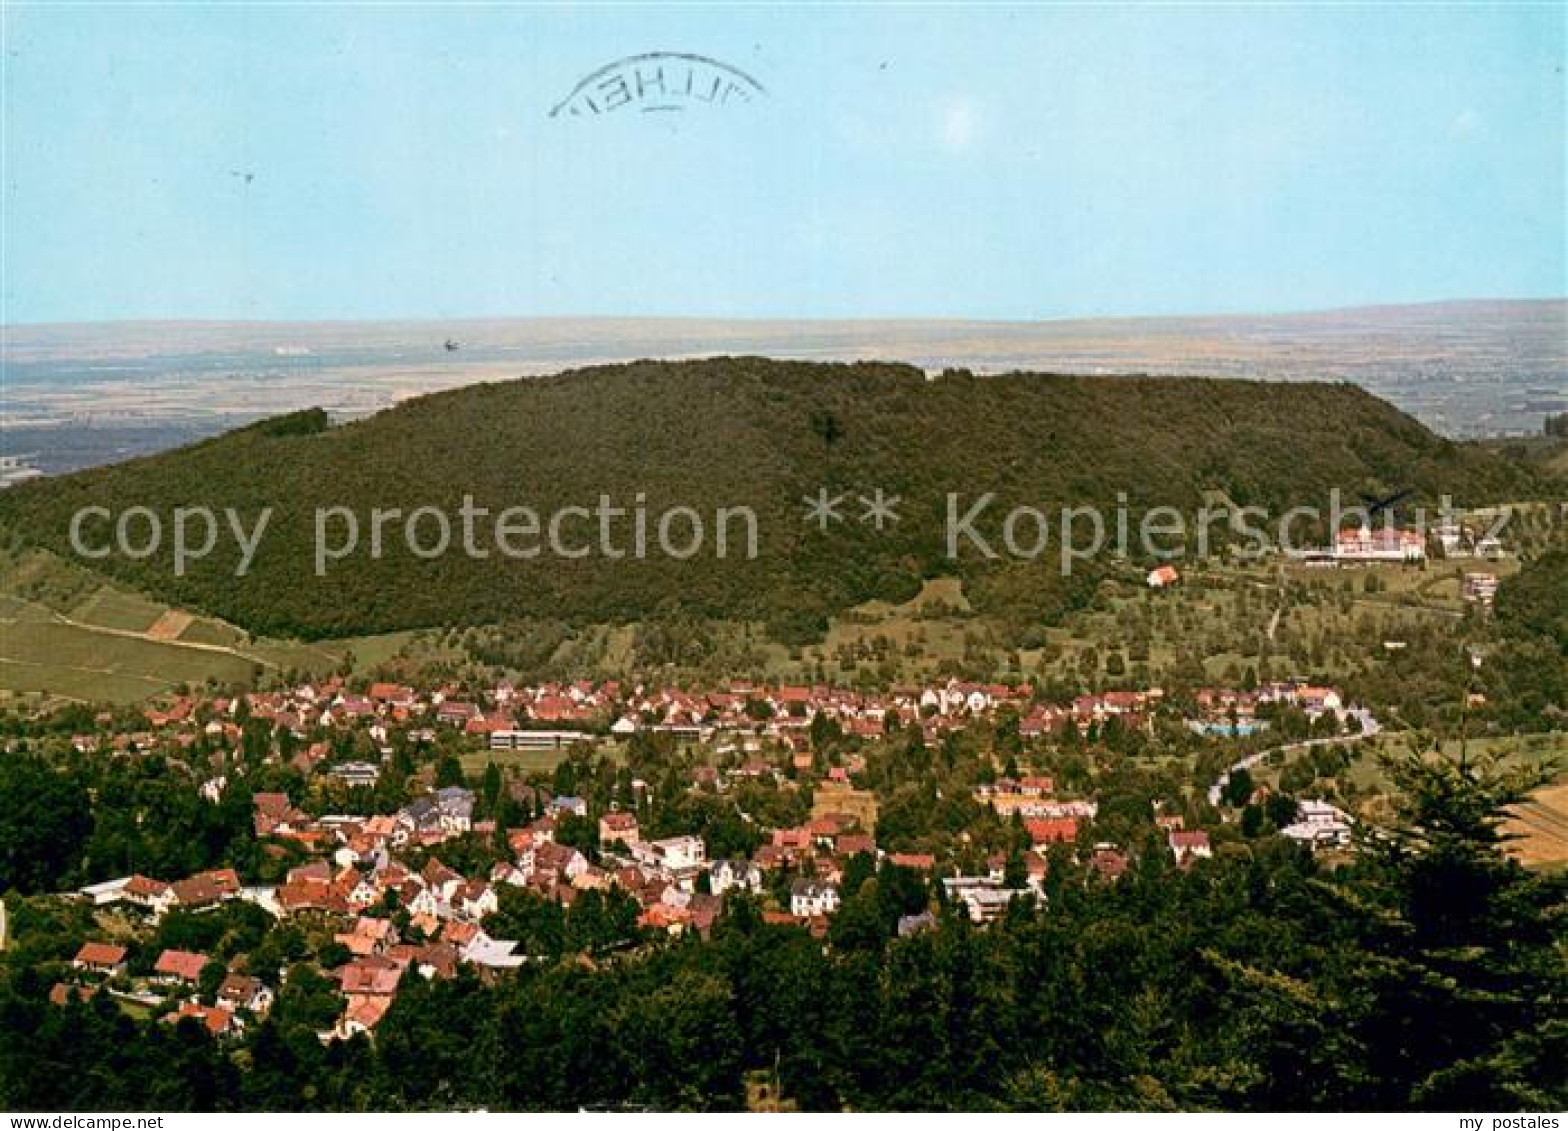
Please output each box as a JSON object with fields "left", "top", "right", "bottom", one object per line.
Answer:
{"left": 549, "top": 51, "right": 766, "bottom": 118}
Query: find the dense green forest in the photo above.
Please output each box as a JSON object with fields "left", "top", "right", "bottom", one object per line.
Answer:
{"left": 0, "top": 360, "right": 1542, "bottom": 641}
{"left": 1482, "top": 550, "right": 1568, "bottom": 729}
{"left": 1, "top": 750, "right": 1562, "bottom": 1111}
{"left": 1496, "top": 549, "right": 1568, "bottom": 657}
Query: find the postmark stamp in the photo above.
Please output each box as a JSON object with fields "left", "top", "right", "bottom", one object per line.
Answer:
{"left": 550, "top": 51, "right": 766, "bottom": 118}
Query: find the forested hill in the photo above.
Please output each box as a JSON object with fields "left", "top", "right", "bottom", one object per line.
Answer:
{"left": 0, "top": 359, "right": 1542, "bottom": 639}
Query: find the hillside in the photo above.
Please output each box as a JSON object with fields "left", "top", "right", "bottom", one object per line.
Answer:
{"left": 0, "top": 359, "right": 1543, "bottom": 640}
{"left": 1488, "top": 549, "right": 1568, "bottom": 728}
{"left": 1478, "top": 434, "right": 1568, "bottom": 483}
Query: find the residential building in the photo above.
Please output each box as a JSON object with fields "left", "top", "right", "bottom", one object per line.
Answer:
{"left": 790, "top": 880, "right": 841, "bottom": 918}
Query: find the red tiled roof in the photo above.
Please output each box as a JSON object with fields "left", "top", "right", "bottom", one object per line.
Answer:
{"left": 49, "top": 982, "right": 98, "bottom": 1006}
{"left": 171, "top": 1001, "right": 237, "bottom": 1036}
{"left": 1025, "top": 817, "right": 1080, "bottom": 845}
{"left": 217, "top": 974, "right": 266, "bottom": 1007}
{"left": 171, "top": 868, "right": 240, "bottom": 907}
{"left": 154, "top": 949, "right": 210, "bottom": 982}
{"left": 74, "top": 942, "right": 127, "bottom": 968}
{"left": 124, "top": 874, "right": 169, "bottom": 898}
{"left": 343, "top": 994, "right": 392, "bottom": 1031}
{"left": 253, "top": 792, "right": 292, "bottom": 817}
{"left": 337, "top": 958, "right": 403, "bottom": 997}
{"left": 835, "top": 833, "right": 876, "bottom": 857}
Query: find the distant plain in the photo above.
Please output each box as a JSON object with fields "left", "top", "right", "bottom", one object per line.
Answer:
{"left": 3, "top": 299, "right": 1563, "bottom": 475}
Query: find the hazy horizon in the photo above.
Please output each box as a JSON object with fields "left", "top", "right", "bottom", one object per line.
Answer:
{"left": 4, "top": 300, "right": 1562, "bottom": 468}
{"left": 6, "top": 294, "right": 1568, "bottom": 333}
{"left": 8, "top": 297, "right": 1562, "bottom": 351}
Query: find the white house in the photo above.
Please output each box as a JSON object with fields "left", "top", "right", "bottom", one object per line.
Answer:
{"left": 218, "top": 974, "right": 274, "bottom": 1015}
{"left": 1168, "top": 830, "right": 1213, "bottom": 865}
{"left": 457, "top": 882, "right": 499, "bottom": 921}
{"left": 707, "top": 858, "right": 763, "bottom": 896}
{"left": 631, "top": 835, "right": 707, "bottom": 879}
{"left": 790, "top": 880, "right": 841, "bottom": 918}
{"left": 1280, "top": 800, "right": 1353, "bottom": 850}
{"left": 1334, "top": 524, "right": 1425, "bottom": 563}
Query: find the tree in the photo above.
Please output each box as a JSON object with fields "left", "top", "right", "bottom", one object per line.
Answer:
{"left": 828, "top": 878, "right": 888, "bottom": 952}
{"left": 553, "top": 813, "right": 598, "bottom": 859}
{"left": 808, "top": 407, "right": 844, "bottom": 449}
{"left": 1002, "top": 849, "right": 1029, "bottom": 889}
{"left": 616, "top": 970, "right": 745, "bottom": 1109}
{"left": 1239, "top": 804, "right": 1265, "bottom": 838}
{"left": 0, "top": 756, "right": 91, "bottom": 893}
{"left": 1264, "top": 793, "right": 1300, "bottom": 830}
{"left": 809, "top": 710, "right": 841, "bottom": 752}
{"left": 1334, "top": 749, "right": 1568, "bottom": 1108}
{"left": 435, "top": 754, "right": 467, "bottom": 789}
{"left": 198, "top": 959, "right": 228, "bottom": 1002}
{"left": 1220, "top": 767, "right": 1255, "bottom": 808}
{"left": 480, "top": 761, "right": 503, "bottom": 814}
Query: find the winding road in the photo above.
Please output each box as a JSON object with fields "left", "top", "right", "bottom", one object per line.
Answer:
{"left": 1208, "top": 709, "right": 1382, "bottom": 807}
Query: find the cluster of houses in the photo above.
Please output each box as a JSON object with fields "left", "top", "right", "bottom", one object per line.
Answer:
{"left": 606, "top": 680, "right": 1040, "bottom": 748}
{"left": 1436, "top": 521, "right": 1505, "bottom": 560}
{"left": 1187, "top": 682, "right": 1346, "bottom": 736}
{"left": 1329, "top": 523, "right": 1428, "bottom": 563}
{"left": 1277, "top": 799, "right": 1355, "bottom": 849}
{"left": 66, "top": 772, "right": 925, "bottom": 1039}
{"left": 1287, "top": 521, "right": 1428, "bottom": 565}
{"left": 78, "top": 674, "right": 1365, "bottom": 797}
{"left": 55, "top": 748, "right": 1351, "bottom": 1045}
{"left": 93, "top": 677, "right": 1093, "bottom": 772}
{"left": 63, "top": 938, "right": 273, "bottom": 1038}
{"left": 387, "top": 677, "right": 1043, "bottom": 749}
{"left": 79, "top": 867, "right": 245, "bottom": 918}
{"left": 1291, "top": 518, "right": 1509, "bottom": 566}
{"left": 974, "top": 775, "right": 1100, "bottom": 848}
{"left": 68, "top": 752, "right": 1179, "bottom": 1035}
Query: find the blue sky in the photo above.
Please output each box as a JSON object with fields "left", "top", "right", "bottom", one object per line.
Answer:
{"left": 4, "top": 3, "right": 1564, "bottom": 323}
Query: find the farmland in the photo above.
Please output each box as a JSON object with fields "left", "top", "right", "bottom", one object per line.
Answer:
{"left": 1507, "top": 781, "right": 1568, "bottom": 871}
{"left": 0, "top": 541, "right": 406, "bottom": 704}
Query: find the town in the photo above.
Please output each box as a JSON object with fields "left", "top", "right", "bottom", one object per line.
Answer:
{"left": 5, "top": 0, "right": 1565, "bottom": 1109}
{"left": 32, "top": 671, "right": 1370, "bottom": 1045}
